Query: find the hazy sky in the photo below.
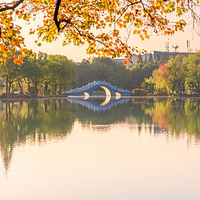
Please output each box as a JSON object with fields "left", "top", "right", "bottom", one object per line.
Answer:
{"left": 21, "top": 16, "right": 200, "bottom": 62}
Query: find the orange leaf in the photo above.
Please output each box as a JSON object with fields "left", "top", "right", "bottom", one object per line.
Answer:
{"left": 123, "top": 60, "right": 128, "bottom": 65}
{"left": 128, "top": 57, "right": 133, "bottom": 62}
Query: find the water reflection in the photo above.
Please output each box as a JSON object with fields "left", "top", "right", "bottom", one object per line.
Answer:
{"left": 0, "top": 97, "right": 200, "bottom": 174}
{"left": 0, "top": 100, "right": 75, "bottom": 173}
{"left": 72, "top": 97, "right": 200, "bottom": 139}
{"left": 68, "top": 96, "right": 131, "bottom": 112}
{"left": 142, "top": 98, "right": 200, "bottom": 138}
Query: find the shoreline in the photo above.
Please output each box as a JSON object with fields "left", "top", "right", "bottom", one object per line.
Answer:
{"left": 0, "top": 93, "right": 200, "bottom": 101}
{"left": 0, "top": 94, "right": 69, "bottom": 101}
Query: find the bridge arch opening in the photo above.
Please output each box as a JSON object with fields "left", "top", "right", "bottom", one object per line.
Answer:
{"left": 92, "top": 87, "right": 106, "bottom": 96}
{"left": 100, "top": 96, "right": 111, "bottom": 106}
{"left": 100, "top": 86, "right": 111, "bottom": 96}
{"left": 115, "top": 92, "right": 121, "bottom": 100}
{"left": 92, "top": 85, "right": 111, "bottom": 96}
{"left": 83, "top": 92, "right": 90, "bottom": 100}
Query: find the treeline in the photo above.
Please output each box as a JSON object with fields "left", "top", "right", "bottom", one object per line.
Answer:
{"left": 0, "top": 51, "right": 76, "bottom": 95}
{"left": 143, "top": 51, "right": 200, "bottom": 95}
{"left": 3, "top": 50, "right": 200, "bottom": 96}
{"left": 1, "top": 51, "right": 159, "bottom": 95}
{"left": 75, "top": 57, "right": 159, "bottom": 90}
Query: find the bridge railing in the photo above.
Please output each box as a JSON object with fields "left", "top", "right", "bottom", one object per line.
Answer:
{"left": 65, "top": 81, "right": 131, "bottom": 94}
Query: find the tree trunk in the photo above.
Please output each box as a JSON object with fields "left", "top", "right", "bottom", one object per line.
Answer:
{"left": 6, "top": 79, "right": 8, "bottom": 94}
{"left": 11, "top": 84, "right": 14, "bottom": 94}
{"left": 58, "top": 85, "right": 62, "bottom": 94}
{"left": 18, "top": 81, "right": 23, "bottom": 94}
{"left": 182, "top": 82, "right": 185, "bottom": 94}
{"left": 8, "top": 82, "right": 11, "bottom": 94}
{"left": 52, "top": 85, "right": 55, "bottom": 95}
{"left": 28, "top": 80, "right": 30, "bottom": 94}
{"left": 44, "top": 82, "right": 48, "bottom": 95}
{"left": 54, "top": 84, "right": 57, "bottom": 94}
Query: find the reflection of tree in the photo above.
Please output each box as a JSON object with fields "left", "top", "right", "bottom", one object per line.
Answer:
{"left": 74, "top": 99, "right": 153, "bottom": 131}
{"left": 74, "top": 102, "right": 131, "bottom": 127}
{"left": 1, "top": 97, "right": 200, "bottom": 174}
{"left": 129, "top": 99, "right": 153, "bottom": 126}
{"left": 143, "top": 98, "right": 200, "bottom": 140}
{"left": 68, "top": 97, "right": 200, "bottom": 141}
{"left": 0, "top": 100, "right": 75, "bottom": 174}
{"left": 145, "top": 99, "right": 172, "bottom": 128}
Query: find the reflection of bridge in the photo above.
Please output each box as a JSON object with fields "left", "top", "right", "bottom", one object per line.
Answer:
{"left": 65, "top": 81, "right": 132, "bottom": 98}
{"left": 68, "top": 97, "right": 131, "bottom": 112}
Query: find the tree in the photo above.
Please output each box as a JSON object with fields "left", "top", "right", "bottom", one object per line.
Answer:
{"left": 143, "top": 61, "right": 159, "bottom": 78}
{"left": 35, "top": 52, "right": 50, "bottom": 95}
{"left": 0, "top": 0, "right": 200, "bottom": 64}
{"left": 46, "top": 54, "right": 75, "bottom": 94}
{"left": 186, "top": 52, "right": 200, "bottom": 94}
{"left": 22, "top": 56, "right": 41, "bottom": 95}
{"left": 75, "top": 57, "right": 130, "bottom": 88}
{"left": 141, "top": 77, "right": 155, "bottom": 92}
{"left": 0, "top": 52, "right": 22, "bottom": 94}
{"left": 153, "top": 65, "right": 172, "bottom": 93}
{"left": 127, "top": 64, "right": 144, "bottom": 89}
{"left": 167, "top": 55, "right": 187, "bottom": 93}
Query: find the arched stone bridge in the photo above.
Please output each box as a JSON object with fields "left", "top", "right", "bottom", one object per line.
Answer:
{"left": 65, "top": 81, "right": 132, "bottom": 98}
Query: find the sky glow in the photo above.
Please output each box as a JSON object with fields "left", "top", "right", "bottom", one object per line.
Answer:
{"left": 21, "top": 13, "right": 200, "bottom": 62}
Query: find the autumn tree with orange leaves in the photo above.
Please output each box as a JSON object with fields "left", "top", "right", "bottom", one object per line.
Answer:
{"left": 0, "top": 0, "right": 200, "bottom": 65}
{"left": 153, "top": 65, "right": 172, "bottom": 93}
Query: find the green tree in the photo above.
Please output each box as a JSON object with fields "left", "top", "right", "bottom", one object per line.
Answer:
{"left": 186, "top": 52, "right": 200, "bottom": 94}
{"left": 127, "top": 63, "right": 144, "bottom": 89}
{"left": 0, "top": 53, "right": 21, "bottom": 94}
{"left": 141, "top": 77, "right": 155, "bottom": 92}
{"left": 47, "top": 54, "right": 75, "bottom": 94}
{"left": 75, "top": 57, "right": 130, "bottom": 89}
{"left": 22, "top": 56, "right": 41, "bottom": 95}
{"left": 167, "top": 55, "right": 187, "bottom": 93}
{"left": 143, "top": 61, "right": 159, "bottom": 78}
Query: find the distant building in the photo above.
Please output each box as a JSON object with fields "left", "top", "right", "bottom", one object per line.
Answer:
{"left": 153, "top": 51, "right": 193, "bottom": 61}
{"left": 114, "top": 51, "right": 194, "bottom": 66}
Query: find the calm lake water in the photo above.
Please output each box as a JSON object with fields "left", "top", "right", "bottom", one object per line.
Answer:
{"left": 0, "top": 97, "right": 200, "bottom": 200}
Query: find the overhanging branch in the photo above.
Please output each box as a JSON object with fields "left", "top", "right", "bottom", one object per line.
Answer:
{"left": 0, "top": 0, "right": 24, "bottom": 12}
{"left": 54, "top": 0, "right": 71, "bottom": 32}
{"left": 54, "top": 0, "right": 62, "bottom": 31}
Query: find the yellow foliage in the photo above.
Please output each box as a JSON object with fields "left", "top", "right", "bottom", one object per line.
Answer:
{"left": 0, "top": 0, "right": 198, "bottom": 64}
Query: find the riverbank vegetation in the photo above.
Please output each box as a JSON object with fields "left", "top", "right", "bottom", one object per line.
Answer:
{"left": 0, "top": 51, "right": 76, "bottom": 96}
{"left": 143, "top": 52, "right": 200, "bottom": 95}
{"left": 0, "top": 51, "right": 200, "bottom": 96}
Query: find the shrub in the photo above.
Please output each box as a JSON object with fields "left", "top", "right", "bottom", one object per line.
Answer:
{"left": 154, "top": 90, "right": 168, "bottom": 95}
{"left": 132, "top": 88, "right": 148, "bottom": 95}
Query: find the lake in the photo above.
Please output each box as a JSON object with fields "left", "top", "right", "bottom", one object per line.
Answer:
{"left": 0, "top": 97, "right": 200, "bottom": 200}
